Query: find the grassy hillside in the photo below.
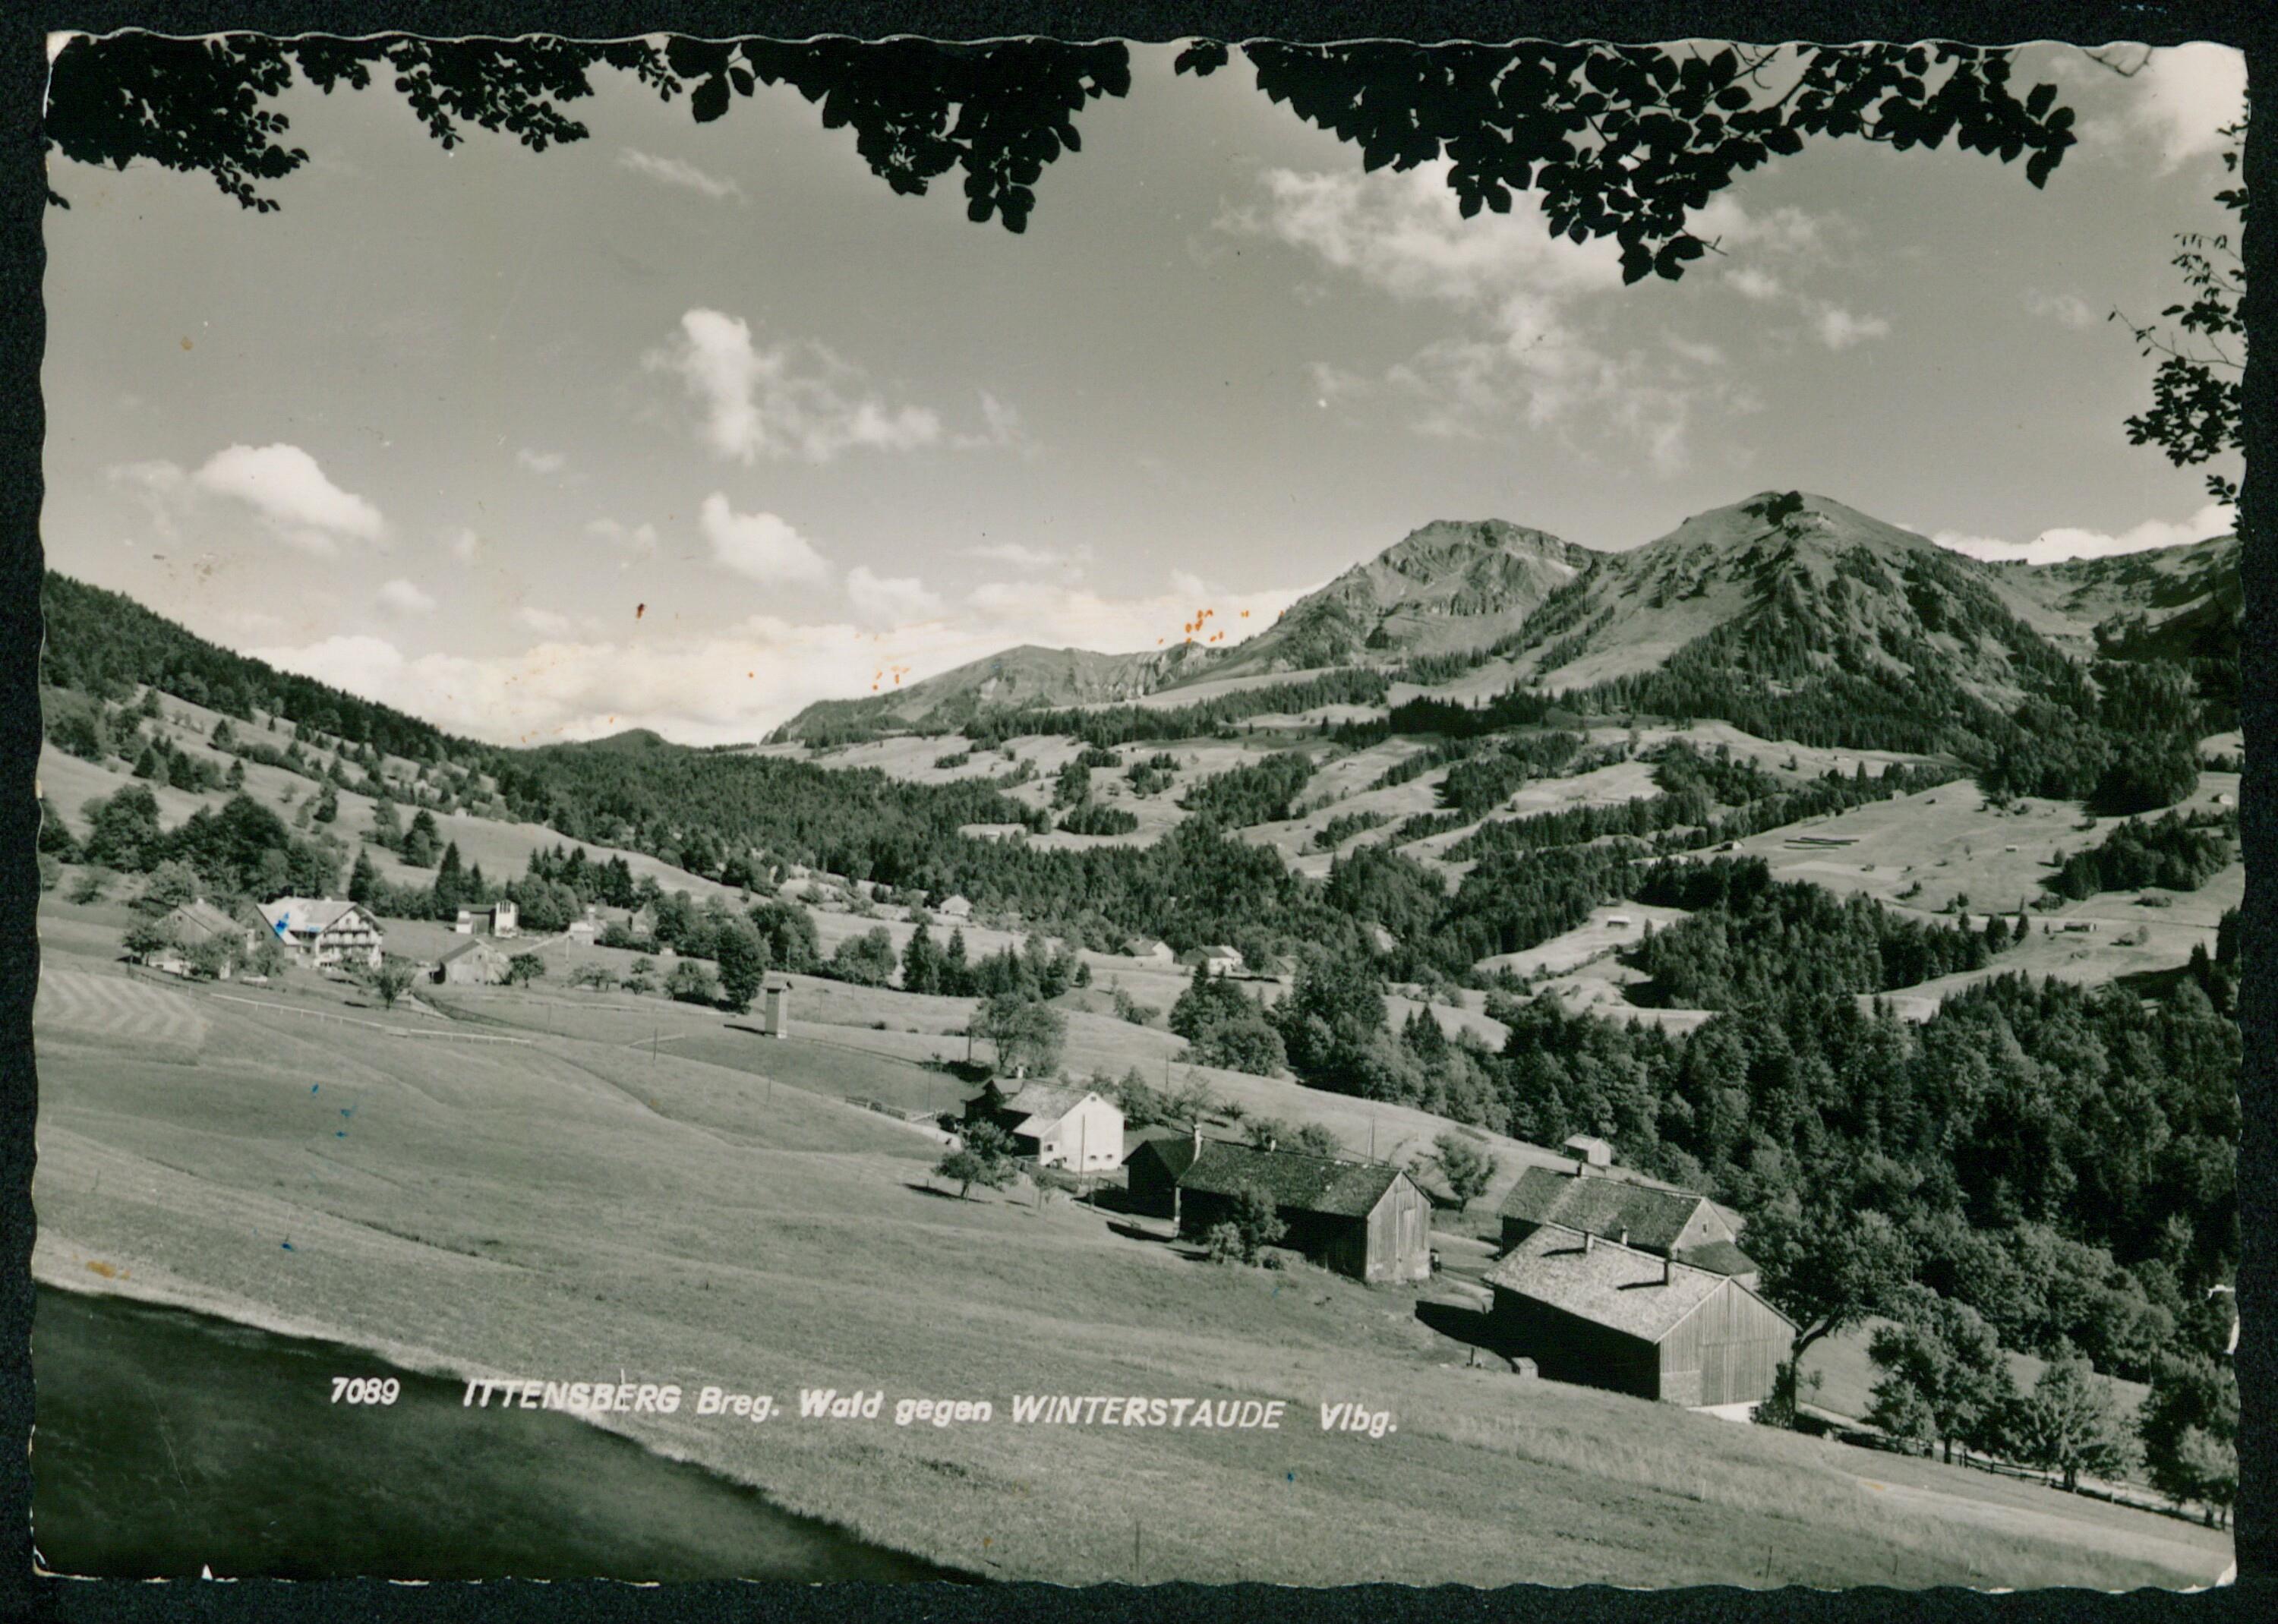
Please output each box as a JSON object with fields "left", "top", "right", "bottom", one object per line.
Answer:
{"left": 31, "top": 905, "right": 2229, "bottom": 1588}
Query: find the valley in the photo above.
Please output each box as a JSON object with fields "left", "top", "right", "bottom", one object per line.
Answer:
{"left": 30, "top": 487, "right": 2244, "bottom": 1585}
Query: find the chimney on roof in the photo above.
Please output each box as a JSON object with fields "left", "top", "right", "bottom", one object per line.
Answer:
{"left": 1191, "top": 1119, "right": 1203, "bottom": 1155}
{"left": 1618, "top": 1228, "right": 1629, "bottom": 1248}
{"left": 1583, "top": 1231, "right": 1595, "bottom": 1253}
{"left": 1661, "top": 1254, "right": 1673, "bottom": 1286}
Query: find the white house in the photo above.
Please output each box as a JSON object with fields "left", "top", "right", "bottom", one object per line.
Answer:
{"left": 257, "top": 897, "right": 384, "bottom": 970}
{"left": 937, "top": 894, "right": 975, "bottom": 922}
{"left": 566, "top": 918, "right": 598, "bottom": 942}
{"left": 1129, "top": 938, "right": 1175, "bottom": 967}
{"left": 967, "top": 1081, "right": 1125, "bottom": 1171}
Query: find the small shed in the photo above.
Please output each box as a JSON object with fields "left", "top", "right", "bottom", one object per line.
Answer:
{"left": 937, "top": 894, "right": 975, "bottom": 922}
{"left": 1563, "top": 1134, "right": 1615, "bottom": 1168}
{"left": 1483, "top": 1228, "right": 1795, "bottom": 1407}
{"left": 759, "top": 975, "right": 792, "bottom": 1038}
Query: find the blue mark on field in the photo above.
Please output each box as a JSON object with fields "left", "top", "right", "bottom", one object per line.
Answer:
{"left": 280, "top": 1241, "right": 294, "bottom": 1251}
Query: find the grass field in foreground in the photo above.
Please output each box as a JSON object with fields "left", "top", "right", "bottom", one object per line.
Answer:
{"left": 30, "top": 903, "right": 2228, "bottom": 1589}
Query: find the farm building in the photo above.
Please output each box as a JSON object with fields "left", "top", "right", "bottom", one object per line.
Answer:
{"left": 627, "top": 903, "right": 659, "bottom": 939}
{"left": 1123, "top": 1132, "right": 1207, "bottom": 1219}
{"left": 453, "top": 900, "right": 519, "bottom": 938}
{"left": 1482, "top": 1228, "right": 1794, "bottom": 1407}
{"left": 966, "top": 1080, "right": 1123, "bottom": 1170}
{"left": 1129, "top": 938, "right": 1175, "bottom": 966}
{"left": 1563, "top": 1134, "right": 1615, "bottom": 1168}
{"left": 936, "top": 894, "right": 975, "bottom": 922}
{"left": 566, "top": 919, "right": 598, "bottom": 941}
{"left": 1191, "top": 944, "right": 1245, "bottom": 978}
{"left": 1497, "top": 1165, "right": 1758, "bottom": 1283}
{"left": 256, "top": 897, "right": 384, "bottom": 970}
{"left": 136, "top": 900, "right": 256, "bottom": 978}
{"left": 434, "top": 938, "right": 509, "bottom": 986}
{"left": 1153, "top": 1137, "right": 1431, "bottom": 1285}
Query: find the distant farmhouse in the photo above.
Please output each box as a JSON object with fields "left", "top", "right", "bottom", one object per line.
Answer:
{"left": 257, "top": 897, "right": 383, "bottom": 971}
{"left": 434, "top": 938, "right": 508, "bottom": 986}
{"left": 1498, "top": 1165, "right": 1759, "bottom": 1287}
{"left": 1128, "top": 938, "right": 1175, "bottom": 967}
{"left": 454, "top": 900, "right": 519, "bottom": 938}
{"left": 1482, "top": 1228, "right": 1794, "bottom": 1408}
{"left": 935, "top": 894, "right": 975, "bottom": 922}
{"left": 1128, "top": 1136, "right": 1431, "bottom": 1285}
{"left": 1188, "top": 944, "right": 1244, "bottom": 978}
{"left": 135, "top": 900, "right": 255, "bottom": 978}
{"left": 966, "top": 1080, "right": 1123, "bottom": 1171}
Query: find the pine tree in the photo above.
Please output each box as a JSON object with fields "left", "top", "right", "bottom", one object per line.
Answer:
{"left": 432, "top": 841, "right": 465, "bottom": 912}
{"left": 132, "top": 745, "right": 159, "bottom": 779}
{"left": 348, "top": 847, "right": 377, "bottom": 904}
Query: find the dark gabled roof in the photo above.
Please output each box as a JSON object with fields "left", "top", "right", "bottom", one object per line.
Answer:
{"left": 437, "top": 937, "right": 505, "bottom": 965}
{"left": 1483, "top": 1228, "right": 1781, "bottom": 1343}
{"left": 1175, "top": 1142, "right": 1409, "bottom": 1219}
{"left": 1128, "top": 1135, "right": 1204, "bottom": 1182}
{"left": 1675, "top": 1239, "right": 1759, "bottom": 1278}
{"left": 1498, "top": 1165, "right": 1713, "bottom": 1253}
{"left": 166, "top": 900, "right": 245, "bottom": 942}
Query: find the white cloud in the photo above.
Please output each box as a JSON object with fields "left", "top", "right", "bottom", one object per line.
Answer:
{"left": 648, "top": 308, "right": 958, "bottom": 464}
{"left": 961, "top": 540, "right": 1077, "bottom": 570}
{"left": 249, "top": 569, "right": 1322, "bottom": 746}
{"left": 1812, "top": 305, "right": 1891, "bottom": 351}
{"left": 1230, "top": 162, "right": 1768, "bottom": 473}
{"left": 617, "top": 147, "right": 746, "bottom": 201}
{"left": 447, "top": 527, "right": 481, "bottom": 563}
{"left": 2106, "top": 44, "right": 2247, "bottom": 170}
{"left": 846, "top": 566, "right": 944, "bottom": 627}
{"left": 2024, "top": 289, "right": 2100, "bottom": 330}
{"left": 1933, "top": 501, "right": 2235, "bottom": 564}
{"left": 511, "top": 606, "right": 607, "bottom": 639}
{"left": 105, "top": 459, "right": 189, "bottom": 538}
{"left": 376, "top": 578, "right": 436, "bottom": 616}
{"left": 1724, "top": 265, "right": 1785, "bottom": 302}
{"left": 515, "top": 448, "right": 568, "bottom": 475}
{"left": 115, "top": 443, "right": 387, "bottom": 556}
{"left": 587, "top": 517, "right": 658, "bottom": 557}
{"left": 698, "top": 492, "right": 831, "bottom": 585}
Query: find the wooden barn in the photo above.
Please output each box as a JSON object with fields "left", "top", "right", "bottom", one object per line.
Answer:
{"left": 1156, "top": 1139, "right": 1432, "bottom": 1285}
{"left": 1497, "top": 1165, "right": 1758, "bottom": 1282}
{"left": 1124, "top": 1131, "right": 1205, "bottom": 1219}
{"left": 1482, "top": 1228, "right": 1794, "bottom": 1408}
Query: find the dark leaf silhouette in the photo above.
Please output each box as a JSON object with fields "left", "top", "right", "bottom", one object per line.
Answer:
{"left": 48, "top": 33, "right": 2071, "bottom": 256}
{"left": 2112, "top": 118, "right": 2245, "bottom": 504}
{"left": 1186, "top": 40, "right": 2078, "bottom": 280}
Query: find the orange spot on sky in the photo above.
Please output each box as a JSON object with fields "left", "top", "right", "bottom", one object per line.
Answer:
{"left": 635, "top": 604, "right": 646, "bottom": 620}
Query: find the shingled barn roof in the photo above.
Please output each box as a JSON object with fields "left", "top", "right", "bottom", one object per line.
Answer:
{"left": 1482, "top": 1228, "right": 1786, "bottom": 1344}
{"left": 1497, "top": 1165, "right": 1712, "bottom": 1253}
{"left": 1175, "top": 1142, "right": 1407, "bottom": 1219}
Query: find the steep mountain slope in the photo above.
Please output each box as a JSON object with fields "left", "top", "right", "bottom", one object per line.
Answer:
{"left": 771, "top": 641, "right": 1223, "bottom": 743}
{"left": 1508, "top": 492, "right": 2074, "bottom": 702}
{"left": 1200, "top": 519, "right": 1591, "bottom": 680}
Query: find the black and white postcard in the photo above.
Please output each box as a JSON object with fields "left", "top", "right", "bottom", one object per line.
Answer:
{"left": 24, "top": 25, "right": 2248, "bottom": 1590}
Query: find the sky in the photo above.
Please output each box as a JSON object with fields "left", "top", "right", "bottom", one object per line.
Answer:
{"left": 43, "top": 36, "right": 2247, "bottom": 746}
